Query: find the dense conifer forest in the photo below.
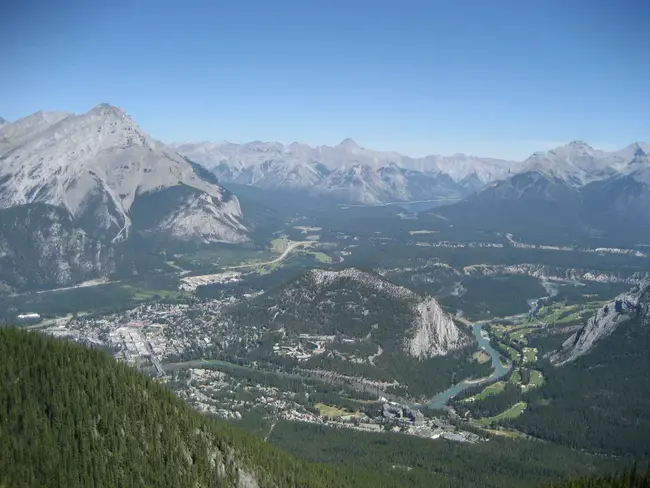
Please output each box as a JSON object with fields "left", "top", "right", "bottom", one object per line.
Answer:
{"left": 546, "top": 466, "right": 650, "bottom": 488}
{"left": 0, "top": 326, "right": 641, "bottom": 488}
{"left": 0, "top": 327, "right": 383, "bottom": 488}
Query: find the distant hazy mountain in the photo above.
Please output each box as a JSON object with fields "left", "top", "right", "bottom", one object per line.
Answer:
{"left": 435, "top": 142, "right": 650, "bottom": 244}
{"left": 0, "top": 111, "right": 70, "bottom": 155}
{"left": 580, "top": 147, "right": 650, "bottom": 229}
{"left": 519, "top": 141, "right": 626, "bottom": 186}
{"left": 172, "top": 139, "right": 521, "bottom": 204}
{"left": 173, "top": 137, "right": 650, "bottom": 206}
{"left": 0, "top": 104, "right": 248, "bottom": 289}
{"left": 0, "top": 116, "right": 8, "bottom": 130}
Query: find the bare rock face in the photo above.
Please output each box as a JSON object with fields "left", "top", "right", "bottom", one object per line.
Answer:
{"left": 0, "top": 104, "right": 250, "bottom": 288}
{"left": 406, "top": 297, "right": 469, "bottom": 359}
{"left": 551, "top": 282, "right": 650, "bottom": 365}
{"left": 306, "top": 268, "right": 469, "bottom": 358}
{"left": 0, "top": 103, "right": 248, "bottom": 244}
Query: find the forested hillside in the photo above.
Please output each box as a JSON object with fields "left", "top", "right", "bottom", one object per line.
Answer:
{"left": 507, "top": 310, "right": 650, "bottom": 458}
{"left": 547, "top": 466, "right": 650, "bottom": 488}
{"left": 0, "top": 327, "right": 382, "bottom": 488}
{"left": 0, "top": 326, "right": 639, "bottom": 488}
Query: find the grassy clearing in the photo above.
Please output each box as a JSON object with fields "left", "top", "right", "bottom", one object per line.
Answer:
{"left": 472, "top": 350, "right": 490, "bottom": 364}
{"left": 529, "top": 370, "right": 544, "bottom": 388}
{"left": 479, "top": 402, "right": 527, "bottom": 425}
{"left": 270, "top": 237, "right": 291, "bottom": 253}
{"left": 463, "top": 381, "right": 506, "bottom": 403}
{"left": 509, "top": 327, "right": 536, "bottom": 345}
{"left": 510, "top": 369, "right": 522, "bottom": 385}
{"left": 183, "top": 247, "right": 276, "bottom": 269}
{"left": 483, "top": 428, "right": 524, "bottom": 439}
{"left": 127, "top": 286, "right": 187, "bottom": 302}
{"left": 538, "top": 300, "right": 604, "bottom": 325}
{"left": 506, "top": 346, "right": 521, "bottom": 362}
{"left": 305, "top": 251, "right": 332, "bottom": 263}
{"left": 315, "top": 403, "right": 356, "bottom": 419}
{"left": 251, "top": 261, "right": 283, "bottom": 275}
{"left": 522, "top": 347, "right": 537, "bottom": 363}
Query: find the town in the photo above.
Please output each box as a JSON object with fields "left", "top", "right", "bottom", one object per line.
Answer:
{"left": 35, "top": 297, "right": 482, "bottom": 445}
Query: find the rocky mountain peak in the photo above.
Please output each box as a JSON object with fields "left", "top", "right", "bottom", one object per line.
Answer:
{"left": 89, "top": 103, "right": 128, "bottom": 117}
{"left": 567, "top": 140, "right": 592, "bottom": 149}
{"left": 0, "top": 103, "right": 248, "bottom": 246}
{"left": 0, "top": 110, "right": 71, "bottom": 143}
{"left": 338, "top": 138, "right": 360, "bottom": 150}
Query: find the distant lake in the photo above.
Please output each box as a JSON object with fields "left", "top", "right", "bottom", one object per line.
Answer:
{"left": 398, "top": 199, "right": 460, "bottom": 213}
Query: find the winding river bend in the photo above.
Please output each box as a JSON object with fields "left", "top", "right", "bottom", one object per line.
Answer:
{"left": 421, "top": 324, "right": 512, "bottom": 410}
{"left": 158, "top": 324, "right": 512, "bottom": 410}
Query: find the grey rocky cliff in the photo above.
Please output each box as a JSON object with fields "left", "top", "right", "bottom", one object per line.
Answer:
{"left": 306, "top": 269, "right": 469, "bottom": 358}
{"left": 551, "top": 282, "right": 650, "bottom": 365}
{"left": 406, "top": 297, "right": 469, "bottom": 359}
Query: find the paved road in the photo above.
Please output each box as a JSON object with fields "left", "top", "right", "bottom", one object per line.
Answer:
{"left": 10, "top": 240, "right": 310, "bottom": 298}
{"left": 227, "top": 241, "right": 310, "bottom": 270}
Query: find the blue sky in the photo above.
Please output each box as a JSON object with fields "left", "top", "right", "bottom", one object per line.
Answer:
{"left": 2, "top": 0, "right": 649, "bottom": 160}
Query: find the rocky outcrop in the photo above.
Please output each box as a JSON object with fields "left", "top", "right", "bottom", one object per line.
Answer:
{"left": 551, "top": 282, "right": 650, "bottom": 365}
{"left": 463, "top": 263, "right": 650, "bottom": 285}
{"left": 307, "top": 268, "right": 468, "bottom": 358}
{"left": 406, "top": 297, "right": 469, "bottom": 359}
{"left": 306, "top": 268, "right": 415, "bottom": 300}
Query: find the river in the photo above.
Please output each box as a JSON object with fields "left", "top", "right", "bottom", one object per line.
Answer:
{"left": 421, "top": 324, "right": 512, "bottom": 410}
{"left": 159, "top": 325, "right": 512, "bottom": 411}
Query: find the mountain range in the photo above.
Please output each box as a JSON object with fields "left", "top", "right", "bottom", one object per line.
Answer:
{"left": 1, "top": 102, "right": 649, "bottom": 289}
{"left": 172, "top": 139, "right": 650, "bottom": 206}
{"left": 0, "top": 105, "right": 248, "bottom": 289}
{"left": 172, "top": 139, "right": 522, "bottom": 204}
{"left": 435, "top": 143, "right": 650, "bottom": 245}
